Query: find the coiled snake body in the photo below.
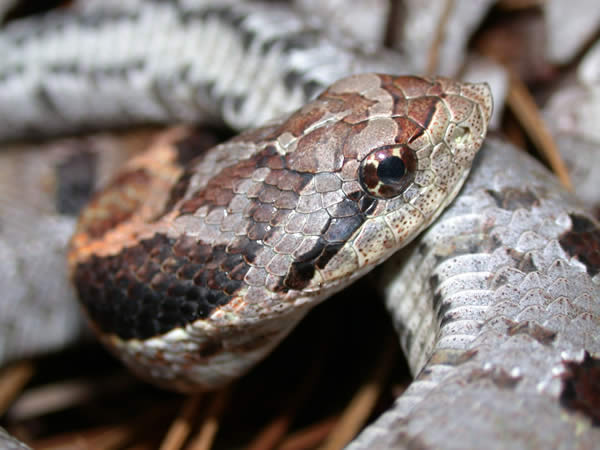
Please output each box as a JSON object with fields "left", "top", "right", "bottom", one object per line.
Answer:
{"left": 1, "top": 2, "right": 599, "bottom": 448}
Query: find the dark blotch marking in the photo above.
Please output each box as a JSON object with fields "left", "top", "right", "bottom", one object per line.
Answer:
{"left": 559, "top": 214, "right": 600, "bottom": 277}
{"left": 36, "top": 85, "right": 59, "bottom": 119}
{"left": 439, "top": 311, "right": 463, "bottom": 328}
{"left": 358, "top": 194, "right": 377, "bottom": 215}
{"left": 173, "top": 128, "right": 224, "bottom": 166}
{"left": 284, "top": 261, "right": 315, "bottom": 291}
{"left": 303, "top": 80, "right": 324, "bottom": 100}
{"left": 283, "top": 213, "right": 366, "bottom": 290}
{"left": 254, "top": 148, "right": 286, "bottom": 174}
{"left": 55, "top": 149, "right": 97, "bottom": 215}
{"left": 198, "top": 339, "right": 223, "bottom": 358}
{"left": 486, "top": 187, "right": 540, "bottom": 211}
{"left": 316, "top": 243, "right": 344, "bottom": 269}
{"left": 162, "top": 169, "right": 195, "bottom": 217}
{"left": 437, "top": 301, "right": 453, "bottom": 326}
{"left": 429, "top": 273, "right": 473, "bottom": 328}
{"left": 190, "top": 6, "right": 245, "bottom": 28}
{"left": 506, "top": 320, "right": 556, "bottom": 346}
{"left": 283, "top": 71, "right": 325, "bottom": 101}
{"left": 517, "top": 252, "right": 537, "bottom": 273}
{"left": 505, "top": 248, "right": 538, "bottom": 273}
{"left": 283, "top": 71, "right": 304, "bottom": 95}
{"left": 74, "top": 233, "right": 248, "bottom": 340}
{"left": 560, "top": 351, "right": 600, "bottom": 425}
{"left": 184, "top": 6, "right": 253, "bottom": 52}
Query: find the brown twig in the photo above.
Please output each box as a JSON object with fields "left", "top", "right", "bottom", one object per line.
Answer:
{"left": 318, "top": 335, "right": 398, "bottom": 450}
{"left": 33, "top": 404, "right": 175, "bottom": 450}
{"left": 0, "top": 361, "right": 35, "bottom": 415}
{"left": 34, "top": 425, "right": 127, "bottom": 450}
{"left": 278, "top": 416, "right": 339, "bottom": 450}
{"left": 246, "top": 407, "right": 295, "bottom": 450}
{"left": 185, "top": 388, "right": 231, "bottom": 450}
{"left": 246, "top": 329, "right": 330, "bottom": 450}
{"left": 426, "top": 0, "right": 455, "bottom": 76}
{"left": 159, "top": 394, "right": 204, "bottom": 450}
{"left": 506, "top": 72, "right": 573, "bottom": 190}
{"left": 8, "top": 372, "right": 133, "bottom": 421}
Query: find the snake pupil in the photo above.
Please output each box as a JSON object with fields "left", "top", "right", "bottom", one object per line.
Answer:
{"left": 377, "top": 156, "right": 405, "bottom": 184}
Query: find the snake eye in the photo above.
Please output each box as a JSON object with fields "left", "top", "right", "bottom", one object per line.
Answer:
{"left": 359, "top": 145, "right": 416, "bottom": 199}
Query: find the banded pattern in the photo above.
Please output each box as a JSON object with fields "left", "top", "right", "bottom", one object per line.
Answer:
{"left": 0, "top": 0, "right": 406, "bottom": 139}
{"left": 68, "top": 73, "right": 492, "bottom": 390}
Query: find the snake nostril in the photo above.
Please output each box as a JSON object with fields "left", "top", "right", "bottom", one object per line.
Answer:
{"left": 454, "top": 127, "right": 471, "bottom": 145}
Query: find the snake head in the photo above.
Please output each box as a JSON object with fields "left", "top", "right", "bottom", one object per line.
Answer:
{"left": 273, "top": 73, "right": 493, "bottom": 295}
{"left": 69, "top": 74, "right": 492, "bottom": 391}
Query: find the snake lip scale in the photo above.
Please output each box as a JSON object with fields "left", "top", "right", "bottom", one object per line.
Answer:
{"left": 67, "top": 73, "right": 492, "bottom": 391}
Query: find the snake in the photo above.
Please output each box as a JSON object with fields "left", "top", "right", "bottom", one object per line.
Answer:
{"left": 1, "top": 1, "right": 599, "bottom": 448}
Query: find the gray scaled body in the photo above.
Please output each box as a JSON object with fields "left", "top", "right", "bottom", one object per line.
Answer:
{"left": 350, "top": 137, "right": 600, "bottom": 449}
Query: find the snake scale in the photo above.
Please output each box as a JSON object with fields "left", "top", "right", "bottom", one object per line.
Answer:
{"left": 1, "top": 1, "right": 599, "bottom": 448}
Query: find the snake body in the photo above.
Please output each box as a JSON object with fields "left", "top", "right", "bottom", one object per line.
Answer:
{"left": 351, "top": 137, "right": 600, "bottom": 448}
{"left": 1, "top": 2, "right": 600, "bottom": 448}
{"left": 0, "top": 0, "right": 406, "bottom": 139}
